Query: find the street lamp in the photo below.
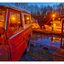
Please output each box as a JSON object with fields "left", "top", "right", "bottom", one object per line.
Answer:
{"left": 45, "top": 14, "right": 56, "bottom": 25}
{"left": 53, "top": 14, "right": 55, "bottom": 17}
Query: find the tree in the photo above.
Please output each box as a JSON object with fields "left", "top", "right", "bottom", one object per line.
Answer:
{"left": 55, "top": 3, "right": 64, "bottom": 15}
{"left": 40, "top": 5, "right": 44, "bottom": 15}
{"left": 34, "top": 4, "right": 41, "bottom": 16}
{"left": 15, "top": 3, "right": 29, "bottom": 10}
{"left": 28, "top": 5, "right": 34, "bottom": 15}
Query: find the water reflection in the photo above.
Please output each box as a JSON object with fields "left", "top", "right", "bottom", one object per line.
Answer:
{"left": 30, "top": 34, "right": 64, "bottom": 49}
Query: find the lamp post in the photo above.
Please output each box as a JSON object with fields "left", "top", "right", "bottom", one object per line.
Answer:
{"left": 52, "top": 14, "right": 55, "bottom": 32}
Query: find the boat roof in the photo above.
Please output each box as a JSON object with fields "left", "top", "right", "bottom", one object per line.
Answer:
{"left": 0, "top": 5, "right": 30, "bottom": 14}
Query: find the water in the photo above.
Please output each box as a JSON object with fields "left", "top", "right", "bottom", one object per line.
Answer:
{"left": 30, "top": 33, "right": 64, "bottom": 49}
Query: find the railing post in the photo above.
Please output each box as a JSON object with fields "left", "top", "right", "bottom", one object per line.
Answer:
{"left": 62, "top": 22, "right": 63, "bottom": 33}
{"left": 52, "top": 27, "right": 53, "bottom": 32}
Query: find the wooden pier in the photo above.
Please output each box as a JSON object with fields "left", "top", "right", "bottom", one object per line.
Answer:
{"left": 33, "top": 29, "right": 64, "bottom": 36}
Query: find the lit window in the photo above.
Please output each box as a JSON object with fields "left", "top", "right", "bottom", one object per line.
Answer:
{"left": 24, "top": 15, "right": 31, "bottom": 25}
{"left": 9, "top": 12, "right": 22, "bottom": 33}
{"left": 0, "top": 10, "right": 6, "bottom": 29}
{"left": 9, "top": 12, "right": 17, "bottom": 32}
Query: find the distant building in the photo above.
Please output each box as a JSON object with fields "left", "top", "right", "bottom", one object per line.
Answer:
{"left": 44, "top": 16, "right": 64, "bottom": 33}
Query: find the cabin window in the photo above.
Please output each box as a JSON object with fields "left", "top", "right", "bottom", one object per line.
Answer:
{"left": 24, "top": 15, "right": 31, "bottom": 25}
{"left": 0, "top": 9, "right": 6, "bottom": 29}
{"left": 56, "top": 24, "right": 61, "bottom": 26}
{"left": 9, "top": 12, "right": 21, "bottom": 33}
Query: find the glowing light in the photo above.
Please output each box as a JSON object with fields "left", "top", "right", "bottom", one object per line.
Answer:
{"left": 58, "top": 18, "right": 60, "bottom": 20}
{"left": 53, "top": 23, "right": 56, "bottom": 27}
{"left": 27, "top": 17, "right": 29, "bottom": 20}
{"left": 11, "top": 14, "right": 16, "bottom": 21}
{"left": 30, "top": 17, "right": 31, "bottom": 19}
{"left": 18, "top": 22, "right": 20, "bottom": 23}
{"left": 53, "top": 14, "right": 55, "bottom": 17}
{"left": 12, "top": 17, "right": 15, "bottom": 20}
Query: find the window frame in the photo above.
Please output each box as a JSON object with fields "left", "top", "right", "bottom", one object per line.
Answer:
{"left": 22, "top": 13, "right": 31, "bottom": 29}
{"left": 7, "top": 9, "right": 23, "bottom": 38}
{"left": 0, "top": 7, "right": 7, "bottom": 30}
{"left": 24, "top": 15, "right": 31, "bottom": 25}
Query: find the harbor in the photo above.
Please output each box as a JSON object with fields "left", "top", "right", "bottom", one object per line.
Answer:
{"left": 1, "top": 3, "right": 64, "bottom": 61}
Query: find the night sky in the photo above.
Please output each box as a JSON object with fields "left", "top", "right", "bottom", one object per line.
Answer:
{"left": 0, "top": 3, "right": 60, "bottom": 7}
{"left": 28, "top": 3, "right": 60, "bottom": 7}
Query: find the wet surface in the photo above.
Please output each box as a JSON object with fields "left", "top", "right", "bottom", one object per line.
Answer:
{"left": 20, "top": 33, "right": 64, "bottom": 61}
{"left": 20, "top": 44, "right": 54, "bottom": 61}
{"left": 30, "top": 33, "right": 64, "bottom": 49}
{"left": 20, "top": 40, "right": 64, "bottom": 61}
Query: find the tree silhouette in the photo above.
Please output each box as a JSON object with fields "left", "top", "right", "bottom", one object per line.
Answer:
{"left": 14, "top": 3, "right": 64, "bottom": 26}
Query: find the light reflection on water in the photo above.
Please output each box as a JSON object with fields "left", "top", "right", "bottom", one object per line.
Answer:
{"left": 30, "top": 34, "right": 64, "bottom": 49}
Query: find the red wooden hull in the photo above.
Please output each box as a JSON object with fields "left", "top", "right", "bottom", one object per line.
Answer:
{"left": 0, "top": 27, "right": 32, "bottom": 61}
{"left": 0, "top": 6, "right": 32, "bottom": 61}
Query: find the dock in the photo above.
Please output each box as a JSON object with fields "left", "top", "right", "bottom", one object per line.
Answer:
{"left": 33, "top": 29, "right": 64, "bottom": 36}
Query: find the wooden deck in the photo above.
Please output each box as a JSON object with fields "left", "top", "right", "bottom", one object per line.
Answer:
{"left": 33, "top": 29, "right": 64, "bottom": 36}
